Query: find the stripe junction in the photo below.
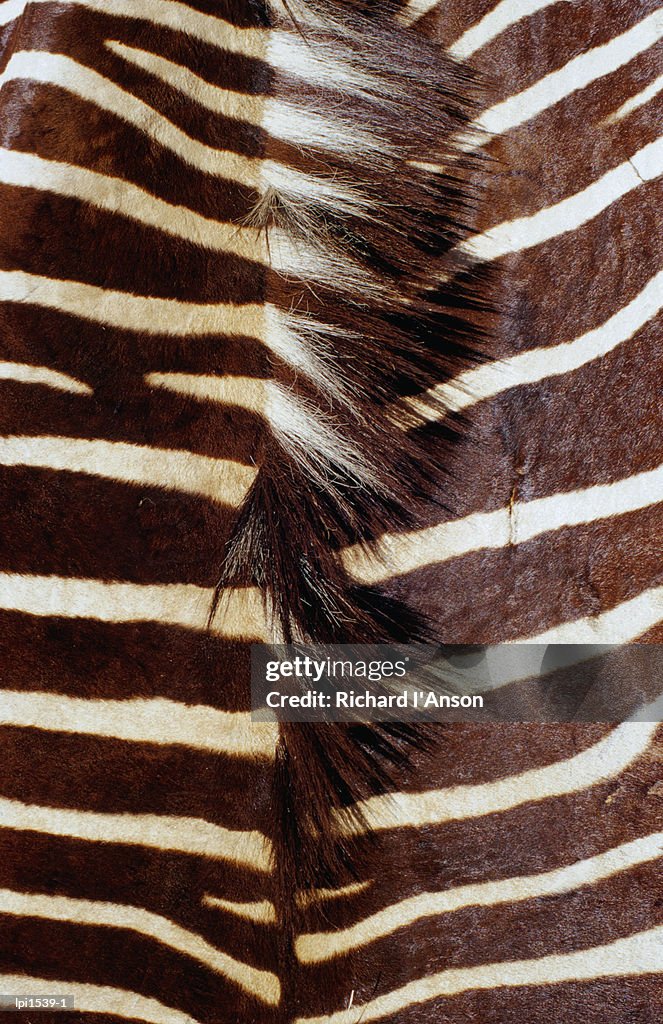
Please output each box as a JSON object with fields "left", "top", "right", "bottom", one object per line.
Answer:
{"left": 295, "top": 926, "right": 663, "bottom": 1024}
{"left": 0, "top": 888, "right": 280, "bottom": 1003}
{"left": 106, "top": 41, "right": 384, "bottom": 157}
{"left": 297, "top": 832, "right": 663, "bottom": 961}
{"left": 335, "top": 719, "right": 658, "bottom": 834}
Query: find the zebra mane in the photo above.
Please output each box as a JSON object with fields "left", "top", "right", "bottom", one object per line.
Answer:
{"left": 217, "top": 0, "right": 490, "bottom": 642}
{"left": 215, "top": 0, "right": 493, "bottom": 919}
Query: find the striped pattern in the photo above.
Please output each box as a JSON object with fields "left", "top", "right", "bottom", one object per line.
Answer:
{"left": 296, "top": 927, "right": 663, "bottom": 1023}
{"left": 0, "top": 3, "right": 660, "bottom": 1024}
{"left": 295, "top": 0, "right": 662, "bottom": 1021}
{"left": 296, "top": 832, "right": 663, "bottom": 962}
{"left": 355, "top": 0, "right": 663, "bottom": 646}
{"left": 0, "top": 3, "right": 282, "bottom": 1020}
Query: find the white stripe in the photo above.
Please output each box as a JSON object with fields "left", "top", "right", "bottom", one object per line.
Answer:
{"left": 447, "top": 1, "right": 572, "bottom": 59}
{"left": 0, "top": 888, "right": 279, "bottom": 1004}
{"left": 0, "top": 148, "right": 356, "bottom": 285}
{"left": 335, "top": 720, "right": 657, "bottom": 835}
{"left": 0, "top": 574, "right": 268, "bottom": 640}
{"left": 295, "top": 880, "right": 373, "bottom": 910}
{"left": 0, "top": 0, "right": 265, "bottom": 59}
{"left": 265, "top": 381, "right": 375, "bottom": 486}
{"left": 0, "top": 361, "right": 91, "bottom": 395}
{"left": 0, "top": 435, "right": 256, "bottom": 506}
{"left": 297, "top": 832, "right": 663, "bottom": 962}
{"left": 0, "top": 51, "right": 363, "bottom": 213}
{"left": 107, "top": 40, "right": 384, "bottom": 158}
{"left": 345, "top": 461, "right": 663, "bottom": 583}
{"left": 466, "top": 11, "right": 663, "bottom": 148}
{"left": 0, "top": 973, "right": 198, "bottom": 1024}
{"left": 0, "top": 270, "right": 331, "bottom": 387}
{"left": 604, "top": 72, "right": 663, "bottom": 124}
{"left": 0, "top": 690, "right": 277, "bottom": 758}
{"left": 406, "top": 269, "right": 663, "bottom": 421}
{"left": 146, "top": 373, "right": 266, "bottom": 413}
{"left": 202, "top": 894, "right": 276, "bottom": 923}
{"left": 0, "top": 148, "right": 265, "bottom": 262}
{"left": 459, "top": 135, "right": 663, "bottom": 264}
{"left": 517, "top": 586, "right": 663, "bottom": 645}
{"left": 265, "top": 24, "right": 390, "bottom": 98}
{"left": 0, "top": 796, "right": 271, "bottom": 869}
{"left": 0, "top": 268, "right": 265, "bottom": 336}
{"left": 296, "top": 926, "right": 663, "bottom": 1024}
{"left": 0, "top": 52, "right": 261, "bottom": 187}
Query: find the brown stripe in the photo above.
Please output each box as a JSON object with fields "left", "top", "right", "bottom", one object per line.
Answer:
{"left": 299, "top": 862, "right": 661, "bottom": 990}
{"left": 0, "top": 916, "right": 279, "bottom": 1021}
{"left": 0, "top": 383, "right": 264, "bottom": 462}
{"left": 0, "top": 186, "right": 265, "bottom": 305}
{"left": 0, "top": 79, "right": 257, "bottom": 222}
{"left": 316, "top": 976, "right": 661, "bottom": 1024}
{"left": 0, "top": 614, "right": 254, "bottom": 706}
{"left": 484, "top": 185, "right": 661, "bottom": 358}
{"left": 0, "top": 467, "right": 236, "bottom": 585}
{"left": 385, "top": 503, "right": 663, "bottom": 642}
{"left": 414, "top": 0, "right": 492, "bottom": 48}
{"left": 492, "top": 329, "right": 662, "bottom": 496}
{"left": 0, "top": 727, "right": 272, "bottom": 830}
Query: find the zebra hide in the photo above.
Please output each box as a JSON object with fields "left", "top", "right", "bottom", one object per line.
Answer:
{"left": 218, "top": 0, "right": 492, "bottom": 644}
{"left": 215, "top": 0, "right": 496, "bottom": 942}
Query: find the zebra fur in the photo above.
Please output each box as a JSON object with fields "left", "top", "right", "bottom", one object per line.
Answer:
{"left": 217, "top": 0, "right": 492, "bottom": 644}
{"left": 1, "top": 0, "right": 659, "bottom": 1021}
{"left": 205, "top": 0, "right": 495, "bottom": 934}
